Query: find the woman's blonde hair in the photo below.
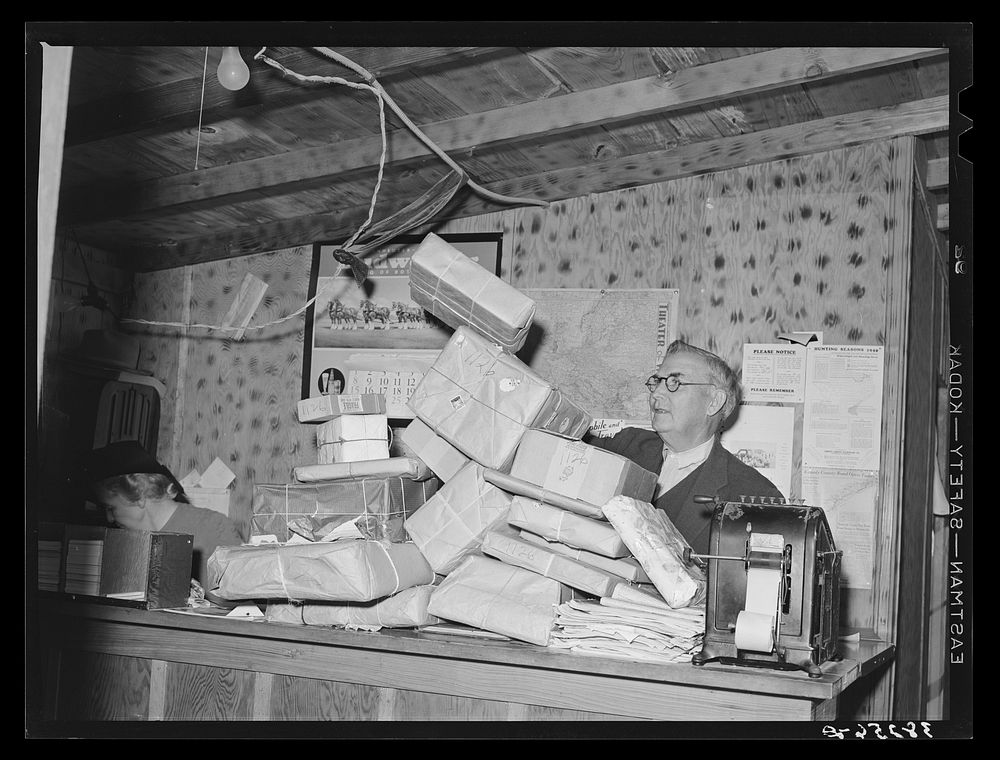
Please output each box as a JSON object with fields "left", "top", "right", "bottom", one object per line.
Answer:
{"left": 92, "top": 472, "right": 184, "bottom": 505}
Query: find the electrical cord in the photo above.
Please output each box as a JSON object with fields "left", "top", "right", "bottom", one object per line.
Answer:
{"left": 122, "top": 45, "right": 545, "bottom": 336}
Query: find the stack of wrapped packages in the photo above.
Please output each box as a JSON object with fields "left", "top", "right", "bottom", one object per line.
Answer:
{"left": 210, "top": 232, "right": 709, "bottom": 658}
{"left": 546, "top": 494, "right": 708, "bottom": 663}
{"left": 400, "top": 233, "right": 707, "bottom": 658}
{"left": 207, "top": 389, "right": 444, "bottom": 631}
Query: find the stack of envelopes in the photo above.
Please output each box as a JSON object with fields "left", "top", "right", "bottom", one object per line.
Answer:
{"left": 549, "top": 594, "right": 705, "bottom": 663}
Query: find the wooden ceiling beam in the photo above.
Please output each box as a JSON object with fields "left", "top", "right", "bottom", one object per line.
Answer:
{"left": 124, "top": 95, "right": 949, "bottom": 271}
{"left": 62, "top": 46, "right": 945, "bottom": 226}
{"left": 63, "top": 46, "right": 509, "bottom": 146}
{"left": 433, "top": 97, "right": 950, "bottom": 216}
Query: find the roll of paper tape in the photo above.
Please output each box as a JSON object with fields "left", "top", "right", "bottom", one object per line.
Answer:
{"left": 735, "top": 610, "right": 775, "bottom": 652}
{"left": 745, "top": 566, "right": 781, "bottom": 613}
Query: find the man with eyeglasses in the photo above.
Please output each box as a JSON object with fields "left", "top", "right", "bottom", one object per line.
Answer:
{"left": 588, "top": 340, "right": 784, "bottom": 555}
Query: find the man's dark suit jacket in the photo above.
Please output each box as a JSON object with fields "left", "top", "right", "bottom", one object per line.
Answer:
{"left": 587, "top": 427, "right": 785, "bottom": 555}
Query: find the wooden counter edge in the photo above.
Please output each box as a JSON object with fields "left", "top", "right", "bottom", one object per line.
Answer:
{"left": 34, "top": 597, "right": 894, "bottom": 702}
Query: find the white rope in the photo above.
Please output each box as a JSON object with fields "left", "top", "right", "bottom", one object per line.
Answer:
{"left": 194, "top": 47, "right": 208, "bottom": 170}
{"left": 253, "top": 49, "right": 389, "bottom": 249}
{"left": 273, "top": 545, "right": 300, "bottom": 603}
{"left": 123, "top": 277, "right": 334, "bottom": 333}
{"left": 122, "top": 48, "right": 388, "bottom": 335}
{"left": 122, "top": 45, "right": 546, "bottom": 336}
{"left": 311, "top": 46, "right": 547, "bottom": 209}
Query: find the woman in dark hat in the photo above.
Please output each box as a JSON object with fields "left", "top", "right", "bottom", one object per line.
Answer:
{"left": 79, "top": 440, "right": 243, "bottom": 588}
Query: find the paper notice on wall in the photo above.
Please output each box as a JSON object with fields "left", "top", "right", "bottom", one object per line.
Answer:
{"left": 587, "top": 419, "right": 654, "bottom": 438}
{"left": 777, "top": 331, "right": 823, "bottom": 347}
{"left": 801, "top": 467, "right": 878, "bottom": 589}
{"left": 741, "top": 344, "right": 806, "bottom": 403}
{"left": 721, "top": 404, "right": 794, "bottom": 498}
{"left": 802, "top": 345, "right": 884, "bottom": 471}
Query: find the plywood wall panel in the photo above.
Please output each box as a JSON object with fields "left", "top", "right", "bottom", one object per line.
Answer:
{"left": 505, "top": 142, "right": 892, "bottom": 370}
{"left": 268, "top": 674, "right": 382, "bottom": 720}
{"left": 129, "top": 265, "right": 188, "bottom": 468}
{"left": 387, "top": 687, "right": 516, "bottom": 720}
{"left": 161, "top": 661, "right": 256, "bottom": 720}
{"left": 55, "top": 651, "right": 151, "bottom": 721}
{"left": 44, "top": 236, "right": 129, "bottom": 360}
{"left": 175, "top": 247, "right": 317, "bottom": 537}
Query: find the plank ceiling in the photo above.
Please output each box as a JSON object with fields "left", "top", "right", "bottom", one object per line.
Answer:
{"left": 44, "top": 38, "right": 954, "bottom": 272}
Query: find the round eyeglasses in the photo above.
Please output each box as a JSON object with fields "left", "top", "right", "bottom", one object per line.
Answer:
{"left": 645, "top": 375, "right": 717, "bottom": 393}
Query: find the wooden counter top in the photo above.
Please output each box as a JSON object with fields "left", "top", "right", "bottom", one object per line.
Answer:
{"left": 34, "top": 596, "right": 894, "bottom": 711}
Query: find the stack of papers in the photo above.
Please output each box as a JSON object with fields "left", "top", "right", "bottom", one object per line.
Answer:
{"left": 549, "top": 596, "right": 705, "bottom": 664}
{"left": 37, "top": 539, "right": 62, "bottom": 591}
{"left": 64, "top": 539, "right": 103, "bottom": 595}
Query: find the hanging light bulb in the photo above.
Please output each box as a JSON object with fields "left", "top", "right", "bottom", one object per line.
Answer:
{"left": 217, "top": 47, "right": 250, "bottom": 91}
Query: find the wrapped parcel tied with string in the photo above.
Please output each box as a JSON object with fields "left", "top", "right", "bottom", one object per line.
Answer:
{"left": 408, "top": 232, "right": 537, "bottom": 352}
{"left": 407, "top": 327, "right": 591, "bottom": 471}
{"left": 312, "top": 414, "right": 390, "bottom": 464}
{"left": 264, "top": 584, "right": 441, "bottom": 629}
{"left": 502, "top": 495, "right": 630, "bottom": 558}
{"left": 294, "top": 457, "right": 433, "bottom": 483}
{"left": 602, "top": 495, "right": 707, "bottom": 609}
{"left": 207, "top": 540, "right": 434, "bottom": 603}
{"left": 480, "top": 526, "right": 624, "bottom": 598}
{"left": 250, "top": 475, "right": 438, "bottom": 544}
{"left": 426, "top": 554, "right": 570, "bottom": 646}
{"left": 488, "top": 430, "right": 658, "bottom": 517}
{"left": 403, "top": 461, "right": 513, "bottom": 575}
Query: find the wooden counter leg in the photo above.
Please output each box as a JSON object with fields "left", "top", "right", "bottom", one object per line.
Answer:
{"left": 811, "top": 697, "right": 839, "bottom": 721}
{"left": 147, "top": 660, "right": 167, "bottom": 720}
{"left": 376, "top": 686, "right": 397, "bottom": 721}
{"left": 252, "top": 672, "right": 273, "bottom": 720}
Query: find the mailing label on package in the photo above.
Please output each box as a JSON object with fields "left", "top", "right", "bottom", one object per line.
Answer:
{"left": 338, "top": 394, "right": 365, "bottom": 414}
{"left": 449, "top": 394, "right": 467, "bottom": 411}
{"left": 499, "top": 377, "right": 521, "bottom": 392}
{"left": 543, "top": 440, "right": 591, "bottom": 498}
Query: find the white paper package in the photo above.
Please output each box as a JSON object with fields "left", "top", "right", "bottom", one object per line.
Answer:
{"left": 408, "top": 232, "right": 536, "bottom": 352}
{"left": 407, "top": 327, "right": 592, "bottom": 471}
{"left": 264, "top": 584, "right": 441, "bottom": 629}
{"left": 506, "top": 496, "right": 629, "bottom": 558}
{"left": 601, "top": 495, "right": 707, "bottom": 609}
{"left": 404, "top": 462, "right": 513, "bottom": 575}
{"left": 426, "top": 554, "right": 567, "bottom": 645}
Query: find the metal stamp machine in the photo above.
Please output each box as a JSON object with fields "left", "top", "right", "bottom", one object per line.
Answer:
{"left": 689, "top": 497, "right": 843, "bottom": 678}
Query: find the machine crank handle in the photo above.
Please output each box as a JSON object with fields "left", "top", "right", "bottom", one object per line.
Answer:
{"left": 683, "top": 548, "right": 745, "bottom": 563}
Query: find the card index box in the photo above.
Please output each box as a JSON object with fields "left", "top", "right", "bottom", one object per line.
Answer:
{"left": 37, "top": 523, "right": 194, "bottom": 609}
{"left": 100, "top": 528, "right": 194, "bottom": 609}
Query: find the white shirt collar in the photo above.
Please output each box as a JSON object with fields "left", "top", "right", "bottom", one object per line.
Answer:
{"left": 663, "top": 436, "right": 715, "bottom": 470}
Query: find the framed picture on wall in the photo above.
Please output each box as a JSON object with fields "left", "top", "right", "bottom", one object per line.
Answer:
{"left": 301, "top": 232, "right": 503, "bottom": 420}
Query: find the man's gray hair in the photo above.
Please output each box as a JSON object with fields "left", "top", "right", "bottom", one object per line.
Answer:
{"left": 663, "top": 340, "right": 742, "bottom": 422}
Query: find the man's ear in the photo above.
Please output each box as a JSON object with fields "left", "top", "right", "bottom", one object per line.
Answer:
{"left": 707, "top": 388, "right": 728, "bottom": 418}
